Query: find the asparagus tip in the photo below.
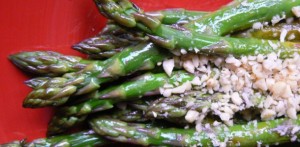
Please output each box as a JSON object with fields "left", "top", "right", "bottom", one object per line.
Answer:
{"left": 47, "top": 115, "right": 87, "bottom": 136}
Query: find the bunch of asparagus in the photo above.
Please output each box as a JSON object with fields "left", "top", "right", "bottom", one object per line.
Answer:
{"left": 4, "top": 0, "right": 300, "bottom": 146}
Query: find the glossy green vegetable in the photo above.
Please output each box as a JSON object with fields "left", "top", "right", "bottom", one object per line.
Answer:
{"left": 109, "top": 107, "right": 149, "bottom": 123}
{"left": 96, "top": 0, "right": 300, "bottom": 57}
{"left": 47, "top": 103, "right": 149, "bottom": 136}
{"left": 146, "top": 8, "right": 207, "bottom": 25}
{"left": 235, "top": 22, "right": 300, "bottom": 42}
{"left": 23, "top": 43, "right": 169, "bottom": 108}
{"left": 74, "top": 9, "right": 207, "bottom": 59}
{"left": 90, "top": 116, "right": 300, "bottom": 146}
{"left": 73, "top": 23, "right": 147, "bottom": 59}
{"left": 47, "top": 71, "right": 194, "bottom": 135}
{"left": 184, "top": 0, "right": 299, "bottom": 35}
{"left": 27, "top": 130, "right": 106, "bottom": 147}
{"left": 146, "top": 91, "right": 264, "bottom": 122}
{"left": 9, "top": 51, "right": 93, "bottom": 77}
{"left": 146, "top": 91, "right": 217, "bottom": 119}
{"left": 56, "top": 71, "right": 194, "bottom": 116}
{"left": 0, "top": 130, "right": 107, "bottom": 147}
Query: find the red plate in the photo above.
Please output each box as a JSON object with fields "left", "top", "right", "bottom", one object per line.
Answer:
{"left": 0, "top": 0, "right": 231, "bottom": 143}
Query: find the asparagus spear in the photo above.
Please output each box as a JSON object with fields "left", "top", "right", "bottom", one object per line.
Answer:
{"left": 95, "top": 0, "right": 300, "bottom": 57}
{"left": 47, "top": 71, "right": 194, "bottom": 135}
{"left": 55, "top": 71, "right": 194, "bottom": 116}
{"left": 90, "top": 116, "right": 300, "bottom": 146}
{"left": 128, "top": 99, "right": 155, "bottom": 111}
{"left": 183, "top": 0, "right": 300, "bottom": 36}
{"left": 146, "top": 91, "right": 217, "bottom": 119}
{"left": 24, "top": 77, "right": 77, "bottom": 89}
{"left": 9, "top": 51, "right": 93, "bottom": 77}
{"left": 1, "top": 130, "right": 107, "bottom": 147}
{"left": 235, "top": 22, "right": 300, "bottom": 42}
{"left": 109, "top": 107, "right": 149, "bottom": 123}
{"left": 145, "top": 91, "right": 264, "bottom": 123}
{"left": 47, "top": 101, "right": 152, "bottom": 135}
{"left": 73, "top": 34, "right": 133, "bottom": 60}
{"left": 97, "top": 0, "right": 299, "bottom": 35}
{"left": 73, "top": 9, "right": 207, "bottom": 59}
{"left": 146, "top": 8, "right": 207, "bottom": 25}
{"left": 73, "top": 23, "right": 147, "bottom": 60}
{"left": 25, "top": 130, "right": 107, "bottom": 147}
{"left": 25, "top": 77, "right": 51, "bottom": 89}
{"left": 23, "top": 42, "right": 169, "bottom": 108}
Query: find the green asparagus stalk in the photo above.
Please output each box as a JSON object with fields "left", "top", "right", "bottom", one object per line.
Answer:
{"left": 72, "top": 23, "right": 147, "bottom": 59}
{"left": 9, "top": 51, "right": 93, "bottom": 77}
{"left": 95, "top": 71, "right": 194, "bottom": 100}
{"left": 47, "top": 101, "right": 152, "bottom": 135}
{"left": 235, "top": 22, "right": 300, "bottom": 42}
{"left": 109, "top": 107, "right": 149, "bottom": 123}
{"left": 90, "top": 116, "right": 300, "bottom": 146}
{"left": 72, "top": 35, "right": 131, "bottom": 60}
{"left": 24, "top": 77, "right": 82, "bottom": 90}
{"left": 183, "top": 0, "right": 299, "bottom": 36}
{"left": 23, "top": 42, "right": 169, "bottom": 108}
{"left": 146, "top": 91, "right": 217, "bottom": 119}
{"left": 128, "top": 99, "right": 155, "bottom": 111}
{"left": 97, "top": 0, "right": 299, "bottom": 35}
{"left": 26, "top": 130, "right": 107, "bottom": 147}
{"left": 1, "top": 131, "right": 107, "bottom": 147}
{"left": 95, "top": 0, "right": 300, "bottom": 57}
{"left": 55, "top": 71, "right": 194, "bottom": 117}
{"left": 146, "top": 8, "right": 207, "bottom": 25}
{"left": 145, "top": 91, "right": 264, "bottom": 122}
{"left": 47, "top": 71, "right": 194, "bottom": 135}
{"left": 46, "top": 115, "right": 88, "bottom": 136}
{"left": 73, "top": 9, "right": 207, "bottom": 59}
{"left": 25, "top": 77, "right": 51, "bottom": 89}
